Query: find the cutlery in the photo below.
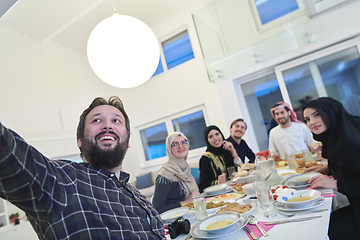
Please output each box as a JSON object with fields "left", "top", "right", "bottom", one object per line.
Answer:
{"left": 265, "top": 215, "right": 321, "bottom": 225}
{"left": 248, "top": 215, "right": 269, "bottom": 237}
{"left": 244, "top": 225, "right": 259, "bottom": 239}
{"left": 264, "top": 173, "right": 272, "bottom": 181}
{"left": 277, "top": 209, "right": 328, "bottom": 217}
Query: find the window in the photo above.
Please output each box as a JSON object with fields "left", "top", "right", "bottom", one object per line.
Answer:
{"left": 255, "top": 0, "right": 299, "bottom": 25}
{"left": 137, "top": 107, "right": 207, "bottom": 165}
{"left": 152, "top": 58, "right": 164, "bottom": 77}
{"left": 162, "top": 30, "right": 195, "bottom": 70}
{"left": 151, "top": 29, "right": 195, "bottom": 78}
{"left": 249, "top": 0, "right": 306, "bottom": 31}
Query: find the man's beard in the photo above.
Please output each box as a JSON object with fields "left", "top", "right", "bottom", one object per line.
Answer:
{"left": 81, "top": 133, "right": 129, "bottom": 170}
{"left": 278, "top": 115, "right": 290, "bottom": 125}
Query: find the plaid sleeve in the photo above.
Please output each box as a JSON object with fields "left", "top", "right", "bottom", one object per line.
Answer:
{"left": 0, "top": 123, "right": 69, "bottom": 220}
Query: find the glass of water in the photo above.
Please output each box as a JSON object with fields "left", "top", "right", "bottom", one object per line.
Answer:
{"left": 192, "top": 194, "right": 208, "bottom": 221}
{"left": 254, "top": 181, "right": 277, "bottom": 218}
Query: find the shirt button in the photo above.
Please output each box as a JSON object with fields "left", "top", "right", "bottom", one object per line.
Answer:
{"left": 110, "top": 173, "right": 115, "bottom": 177}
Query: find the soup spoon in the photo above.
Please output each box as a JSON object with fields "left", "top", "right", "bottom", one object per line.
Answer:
{"left": 248, "top": 215, "right": 269, "bottom": 237}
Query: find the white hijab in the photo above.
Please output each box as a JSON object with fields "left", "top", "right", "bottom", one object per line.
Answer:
{"left": 158, "top": 132, "right": 199, "bottom": 198}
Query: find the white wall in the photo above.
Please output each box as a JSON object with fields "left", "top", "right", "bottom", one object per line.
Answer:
{"left": 0, "top": 0, "right": 228, "bottom": 181}
{"left": 1, "top": 0, "right": 360, "bottom": 182}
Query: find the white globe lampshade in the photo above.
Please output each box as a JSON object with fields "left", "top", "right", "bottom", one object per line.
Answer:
{"left": 87, "top": 14, "right": 160, "bottom": 88}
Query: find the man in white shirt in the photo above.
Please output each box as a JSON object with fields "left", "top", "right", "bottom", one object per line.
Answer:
{"left": 268, "top": 102, "right": 316, "bottom": 159}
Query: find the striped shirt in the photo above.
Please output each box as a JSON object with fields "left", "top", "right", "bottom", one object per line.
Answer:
{"left": 0, "top": 123, "right": 165, "bottom": 239}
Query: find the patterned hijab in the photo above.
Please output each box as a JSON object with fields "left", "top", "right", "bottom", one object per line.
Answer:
{"left": 271, "top": 102, "right": 302, "bottom": 125}
{"left": 158, "top": 132, "right": 199, "bottom": 198}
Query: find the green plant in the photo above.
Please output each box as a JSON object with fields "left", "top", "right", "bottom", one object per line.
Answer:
{"left": 9, "top": 213, "right": 19, "bottom": 220}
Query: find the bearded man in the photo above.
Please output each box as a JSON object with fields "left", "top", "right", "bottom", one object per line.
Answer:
{"left": 0, "top": 96, "right": 165, "bottom": 240}
{"left": 268, "top": 102, "right": 316, "bottom": 160}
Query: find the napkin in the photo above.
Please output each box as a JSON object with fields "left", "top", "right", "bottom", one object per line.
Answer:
{"left": 245, "top": 221, "right": 275, "bottom": 239}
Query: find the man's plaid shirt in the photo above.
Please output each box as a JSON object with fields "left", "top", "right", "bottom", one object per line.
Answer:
{"left": 0, "top": 123, "right": 165, "bottom": 239}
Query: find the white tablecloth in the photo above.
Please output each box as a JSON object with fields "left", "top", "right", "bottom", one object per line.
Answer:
{"left": 168, "top": 197, "right": 332, "bottom": 240}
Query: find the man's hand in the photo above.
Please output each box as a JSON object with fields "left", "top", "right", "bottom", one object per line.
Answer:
{"left": 308, "top": 174, "right": 337, "bottom": 190}
{"left": 218, "top": 173, "right": 226, "bottom": 184}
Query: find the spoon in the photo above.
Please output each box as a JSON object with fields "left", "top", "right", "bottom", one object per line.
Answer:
{"left": 264, "top": 173, "right": 272, "bottom": 181}
{"left": 248, "top": 215, "right": 269, "bottom": 237}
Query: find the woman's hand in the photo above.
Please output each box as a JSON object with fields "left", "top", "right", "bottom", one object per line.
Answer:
{"left": 180, "top": 191, "right": 200, "bottom": 205}
{"left": 218, "top": 173, "right": 226, "bottom": 184}
{"left": 304, "top": 166, "right": 330, "bottom": 174}
{"left": 308, "top": 174, "right": 337, "bottom": 190}
{"left": 222, "top": 140, "right": 236, "bottom": 153}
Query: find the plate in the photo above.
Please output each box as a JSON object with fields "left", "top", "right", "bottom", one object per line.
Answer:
{"left": 160, "top": 207, "right": 193, "bottom": 223}
{"left": 189, "top": 214, "right": 248, "bottom": 239}
{"left": 282, "top": 180, "right": 310, "bottom": 189}
{"left": 206, "top": 200, "right": 235, "bottom": 214}
{"left": 287, "top": 172, "right": 320, "bottom": 186}
{"left": 203, "top": 187, "right": 233, "bottom": 197}
{"left": 276, "top": 196, "right": 325, "bottom": 211}
{"left": 207, "top": 193, "right": 245, "bottom": 203}
{"left": 203, "top": 184, "right": 229, "bottom": 195}
{"left": 216, "top": 202, "right": 255, "bottom": 215}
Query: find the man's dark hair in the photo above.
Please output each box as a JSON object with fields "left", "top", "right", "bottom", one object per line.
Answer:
{"left": 76, "top": 96, "right": 131, "bottom": 152}
{"left": 273, "top": 103, "right": 290, "bottom": 112}
{"left": 230, "top": 118, "right": 247, "bottom": 130}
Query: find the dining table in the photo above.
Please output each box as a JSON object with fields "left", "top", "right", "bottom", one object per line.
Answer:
{"left": 166, "top": 174, "right": 333, "bottom": 240}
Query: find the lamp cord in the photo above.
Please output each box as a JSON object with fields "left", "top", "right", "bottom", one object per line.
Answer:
{"left": 111, "top": 0, "right": 117, "bottom": 14}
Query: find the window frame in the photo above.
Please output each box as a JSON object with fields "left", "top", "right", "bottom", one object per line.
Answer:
{"left": 151, "top": 25, "right": 195, "bottom": 78}
{"left": 248, "top": 0, "right": 307, "bottom": 32}
{"left": 135, "top": 105, "right": 208, "bottom": 168}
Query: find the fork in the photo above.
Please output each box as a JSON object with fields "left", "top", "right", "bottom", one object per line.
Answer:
{"left": 278, "top": 209, "right": 328, "bottom": 217}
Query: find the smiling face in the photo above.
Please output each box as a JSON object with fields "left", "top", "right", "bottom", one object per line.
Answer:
{"left": 303, "top": 108, "right": 328, "bottom": 135}
{"left": 230, "top": 121, "right": 246, "bottom": 139}
{"left": 78, "top": 105, "right": 129, "bottom": 169}
{"left": 171, "top": 135, "right": 189, "bottom": 160}
{"left": 273, "top": 107, "right": 291, "bottom": 125}
{"left": 207, "top": 129, "right": 224, "bottom": 148}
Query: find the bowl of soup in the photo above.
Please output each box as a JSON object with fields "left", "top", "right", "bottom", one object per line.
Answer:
{"left": 198, "top": 212, "right": 243, "bottom": 234}
{"left": 287, "top": 172, "right": 320, "bottom": 186}
{"left": 277, "top": 190, "right": 321, "bottom": 208}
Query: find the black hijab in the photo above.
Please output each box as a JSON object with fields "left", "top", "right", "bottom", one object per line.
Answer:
{"left": 203, "top": 125, "right": 227, "bottom": 156}
{"left": 302, "top": 97, "right": 360, "bottom": 169}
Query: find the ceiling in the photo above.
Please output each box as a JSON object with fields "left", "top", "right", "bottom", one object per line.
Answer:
{"left": 0, "top": 0, "right": 205, "bottom": 55}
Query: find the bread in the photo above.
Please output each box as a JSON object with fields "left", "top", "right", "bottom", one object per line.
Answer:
{"left": 234, "top": 169, "right": 248, "bottom": 178}
{"left": 241, "top": 163, "right": 256, "bottom": 170}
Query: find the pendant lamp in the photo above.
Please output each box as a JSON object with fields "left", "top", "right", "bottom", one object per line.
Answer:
{"left": 87, "top": 1, "right": 160, "bottom": 88}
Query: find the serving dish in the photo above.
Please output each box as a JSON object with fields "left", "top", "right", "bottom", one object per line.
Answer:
{"left": 203, "top": 184, "right": 229, "bottom": 196}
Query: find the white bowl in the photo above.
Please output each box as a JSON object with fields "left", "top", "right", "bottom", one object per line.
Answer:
{"left": 242, "top": 183, "right": 256, "bottom": 196}
{"left": 277, "top": 190, "right": 321, "bottom": 209}
{"left": 278, "top": 169, "right": 296, "bottom": 182}
{"left": 203, "top": 183, "right": 228, "bottom": 195}
{"left": 287, "top": 172, "right": 320, "bottom": 186}
{"left": 234, "top": 174, "right": 257, "bottom": 185}
{"left": 198, "top": 212, "right": 242, "bottom": 234}
{"left": 160, "top": 207, "right": 192, "bottom": 223}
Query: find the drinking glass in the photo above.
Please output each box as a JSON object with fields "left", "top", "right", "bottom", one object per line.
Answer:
{"left": 227, "top": 166, "right": 236, "bottom": 178}
{"left": 254, "top": 181, "right": 277, "bottom": 218}
{"left": 192, "top": 194, "right": 208, "bottom": 221}
{"left": 287, "top": 153, "right": 298, "bottom": 170}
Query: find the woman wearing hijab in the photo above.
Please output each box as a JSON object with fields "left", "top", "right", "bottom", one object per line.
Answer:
{"left": 302, "top": 97, "right": 360, "bottom": 239}
{"left": 198, "top": 125, "right": 241, "bottom": 192}
{"left": 152, "top": 132, "right": 199, "bottom": 214}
